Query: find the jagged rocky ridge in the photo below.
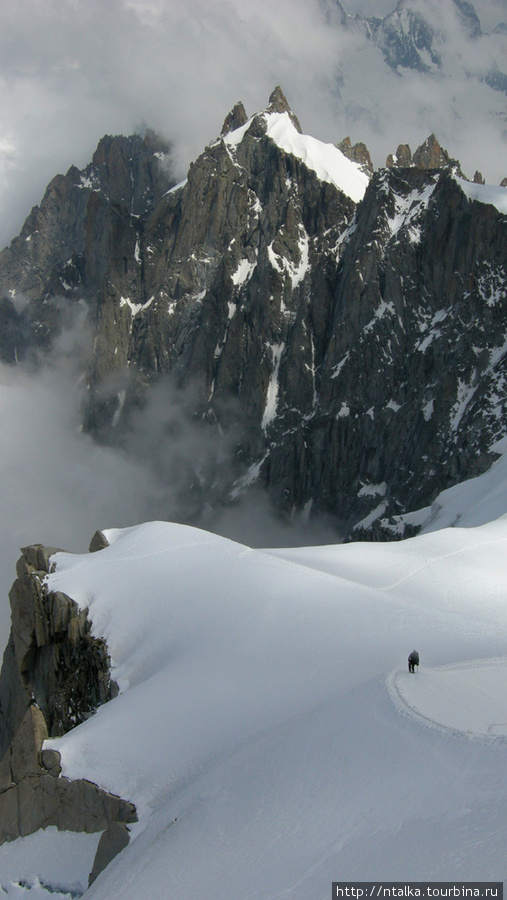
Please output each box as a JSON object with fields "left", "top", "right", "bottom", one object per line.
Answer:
{"left": 0, "top": 533, "right": 137, "bottom": 886}
{"left": 1, "top": 87, "right": 507, "bottom": 539}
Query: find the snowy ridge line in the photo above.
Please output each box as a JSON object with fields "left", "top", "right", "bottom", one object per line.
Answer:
{"left": 222, "top": 111, "right": 369, "bottom": 203}
{"left": 260, "top": 546, "right": 384, "bottom": 598}
{"left": 375, "top": 533, "right": 507, "bottom": 593}
{"left": 454, "top": 176, "right": 507, "bottom": 215}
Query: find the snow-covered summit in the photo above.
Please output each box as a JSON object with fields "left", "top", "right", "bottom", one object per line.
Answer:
{"left": 221, "top": 90, "right": 370, "bottom": 203}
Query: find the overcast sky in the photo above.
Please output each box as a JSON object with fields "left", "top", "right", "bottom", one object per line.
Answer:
{"left": 0, "top": 0, "right": 506, "bottom": 250}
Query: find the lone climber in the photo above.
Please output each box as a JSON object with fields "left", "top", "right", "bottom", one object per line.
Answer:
{"left": 408, "top": 650, "right": 419, "bottom": 673}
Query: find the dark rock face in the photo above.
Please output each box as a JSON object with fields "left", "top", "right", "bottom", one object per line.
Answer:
{"left": 0, "top": 297, "right": 27, "bottom": 363}
{"left": 266, "top": 85, "right": 303, "bottom": 133}
{"left": 412, "top": 133, "right": 451, "bottom": 169}
{"left": 373, "top": 1, "right": 442, "bottom": 73}
{"left": 0, "top": 130, "right": 174, "bottom": 356}
{"left": 485, "top": 67, "right": 507, "bottom": 95}
{"left": 0, "top": 91, "right": 506, "bottom": 539}
{"left": 338, "top": 137, "right": 373, "bottom": 174}
{"left": 221, "top": 101, "right": 248, "bottom": 136}
{"left": 308, "top": 167, "right": 507, "bottom": 534}
{"left": 386, "top": 135, "right": 462, "bottom": 174}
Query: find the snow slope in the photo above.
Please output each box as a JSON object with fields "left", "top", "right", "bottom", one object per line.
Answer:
{"left": 1, "top": 516, "right": 504, "bottom": 897}
{"left": 389, "top": 438, "right": 507, "bottom": 533}
{"left": 456, "top": 176, "right": 507, "bottom": 214}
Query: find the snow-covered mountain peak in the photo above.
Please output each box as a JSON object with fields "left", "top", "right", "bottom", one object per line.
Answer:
{"left": 221, "top": 89, "right": 370, "bottom": 203}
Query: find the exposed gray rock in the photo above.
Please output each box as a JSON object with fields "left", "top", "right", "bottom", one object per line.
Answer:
{"left": 267, "top": 85, "right": 302, "bottom": 133}
{"left": 0, "top": 130, "right": 175, "bottom": 357}
{"left": 0, "top": 771, "right": 137, "bottom": 843}
{"left": 387, "top": 133, "right": 467, "bottom": 177}
{"left": 354, "top": 0, "right": 481, "bottom": 74}
{"left": 0, "top": 91, "right": 506, "bottom": 540}
{"left": 0, "top": 545, "right": 117, "bottom": 757}
{"left": 485, "top": 67, "right": 507, "bottom": 95}
{"left": 337, "top": 137, "right": 373, "bottom": 174}
{"left": 412, "top": 133, "right": 449, "bottom": 169}
{"left": 221, "top": 101, "right": 248, "bottom": 136}
{"left": 40, "top": 748, "right": 62, "bottom": 777}
{"left": 386, "top": 143, "right": 412, "bottom": 168}
{"left": 88, "top": 822, "right": 131, "bottom": 886}
{"left": 89, "top": 529, "right": 110, "bottom": 553}
{"left": 0, "top": 297, "right": 27, "bottom": 363}
{"left": 0, "top": 692, "right": 137, "bottom": 845}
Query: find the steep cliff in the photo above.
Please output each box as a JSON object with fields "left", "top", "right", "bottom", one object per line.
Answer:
{"left": 0, "top": 88, "right": 506, "bottom": 538}
{"left": 0, "top": 534, "right": 136, "bottom": 884}
{"left": 0, "top": 129, "right": 174, "bottom": 357}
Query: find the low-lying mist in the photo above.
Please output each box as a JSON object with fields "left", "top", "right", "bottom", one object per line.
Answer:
{"left": 0, "top": 324, "right": 342, "bottom": 646}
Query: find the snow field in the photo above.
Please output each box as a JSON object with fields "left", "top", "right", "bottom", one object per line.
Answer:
{"left": 28, "top": 517, "right": 507, "bottom": 897}
{"left": 0, "top": 829, "right": 99, "bottom": 898}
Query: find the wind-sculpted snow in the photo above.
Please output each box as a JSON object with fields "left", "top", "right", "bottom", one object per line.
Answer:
{"left": 18, "top": 517, "right": 506, "bottom": 897}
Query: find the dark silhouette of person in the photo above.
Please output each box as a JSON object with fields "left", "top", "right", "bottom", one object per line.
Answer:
{"left": 408, "top": 650, "right": 419, "bottom": 673}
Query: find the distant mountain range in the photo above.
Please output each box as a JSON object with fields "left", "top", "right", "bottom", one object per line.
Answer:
{"left": 330, "top": 0, "right": 504, "bottom": 81}
{"left": 1, "top": 85, "right": 506, "bottom": 540}
{"left": 312, "top": 0, "right": 507, "bottom": 190}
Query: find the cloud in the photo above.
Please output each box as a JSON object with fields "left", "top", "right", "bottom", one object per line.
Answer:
{"left": 0, "top": 0, "right": 340, "bottom": 247}
{"left": 0, "top": 355, "right": 162, "bottom": 641}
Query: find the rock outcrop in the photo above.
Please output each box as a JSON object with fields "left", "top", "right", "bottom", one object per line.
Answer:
{"left": 266, "top": 85, "right": 302, "bottom": 132}
{"left": 221, "top": 101, "right": 248, "bottom": 136}
{"left": 0, "top": 543, "right": 117, "bottom": 755}
{"left": 412, "top": 133, "right": 451, "bottom": 169}
{"left": 386, "top": 143, "right": 413, "bottom": 168}
{"left": 0, "top": 701, "right": 136, "bottom": 844}
{"left": 337, "top": 137, "right": 373, "bottom": 174}
{"left": 0, "top": 535, "right": 135, "bottom": 883}
{"left": 386, "top": 134, "right": 462, "bottom": 173}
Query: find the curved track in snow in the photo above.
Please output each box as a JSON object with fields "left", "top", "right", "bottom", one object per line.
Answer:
{"left": 388, "top": 658, "right": 507, "bottom": 737}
